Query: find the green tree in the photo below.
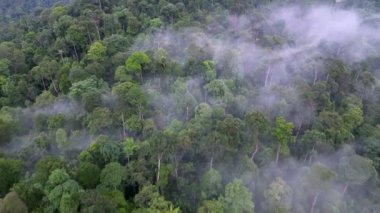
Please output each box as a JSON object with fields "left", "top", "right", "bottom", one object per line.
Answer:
{"left": 99, "top": 162, "right": 126, "bottom": 190}
{"left": 80, "top": 135, "right": 122, "bottom": 167}
{"left": 0, "top": 158, "right": 22, "bottom": 196}
{"left": 197, "top": 200, "right": 224, "bottom": 213}
{"left": 222, "top": 179, "right": 254, "bottom": 213}
{"left": 86, "top": 107, "right": 112, "bottom": 135}
{"left": 123, "top": 138, "right": 138, "bottom": 162}
{"left": 112, "top": 82, "right": 146, "bottom": 120}
{"left": 202, "top": 60, "right": 216, "bottom": 82}
{"left": 76, "top": 162, "right": 101, "bottom": 189}
{"left": 125, "top": 51, "right": 150, "bottom": 83}
{"left": 0, "top": 108, "right": 17, "bottom": 145}
{"left": 69, "top": 76, "right": 108, "bottom": 101}
{"left": 200, "top": 168, "right": 223, "bottom": 200}
{"left": 44, "top": 169, "right": 82, "bottom": 212}
{"left": 34, "top": 156, "right": 67, "bottom": 184}
{"left": 79, "top": 189, "right": 118, "bottom": 212}
{"left": 301, "top": 163, "right": 337, "bottom": 213}
{"left": 82, "top": 90, "right": 102, "bottom": 112}
{"left": 273, "top": 117, "right": 294, "bottom": 165}
{"left": 338, "top": 154, "right": 376, "bottom": 195}
{"left": 87, "top": 41, "right": 106, "bottom": 62}
{"left": 133, "top": 185, "right": 181, "bottom": 213}
{"left": 244, "top": 111, "right": 271, "bottom": 160}
{"left": 262, "top": 177, "right": 293, "bottom": 213}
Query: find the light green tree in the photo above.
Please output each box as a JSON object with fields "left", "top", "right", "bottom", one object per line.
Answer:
{"left": 273, "top": 116, "right": 294, "bottom": 165}
{"left": 87, "top": 41, "right": 106, "bottom": 62}
{"left": 125, "top": 51, "right": 150, "bottom": 83}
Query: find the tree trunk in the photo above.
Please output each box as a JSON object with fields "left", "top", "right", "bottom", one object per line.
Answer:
{"left": 336, "top": 45, "right": 342, "bottom": 57}
{"left": 265, "top": 64, "right": 272, "bottom": 88}
{"left": 295, "top": 123, "right": 302, "bottom": 140}
{"left": 310, "top": 192, "right": 320, "bottom": 213}
{"left": 275, "top": 143, "right": 281, "bottom": 165}
{"left": 122, "top": 113, "right": 126, "bottom": 139}
{"left": 342, "top": 183, "right": 348, "bottom": 196}
{"left": 41, "top": 78, "right": 46, "bottom": 90}
{"left": 186, "top": 104, "right": 189, "bottom": 122}
{"left": 97, "top": 0, "right": 103, "bottom": 10}
{"left": 49, "top": 77, "right": 59, "bottom": 94}
{"left": 308, "top": 144, "right": 315, "bottom": 165}
{"left": 313, "top": 69, "right": 318, "bottom": 85}
{"left": 251, "top": 144, "right": 259, "bottom": 161}
{"left": 94, "top": 23, "right": 101, "bottom": 40}
{"left": 59, "top": 51, "right": 64, "bottom": 62}
{"left": 73, "top": 44, "right": 79, "bottom": 60}
{"left": 304, "top": 152, "right": 309, "bottom": 162}
{"left": 139, "top": 104, "right": 143, "bottom": 120}
{"left": 140, "top": 72, "right": 143, "bottom": 84}
{"left": 86, "top": 27, "right": 93, "bottom": 44}
{"left": 157, "top": 153, "right": 163, "bottom": 183}
{"left": 210, "top": 157, "right": 213, "bottom": 169}
{"left": 173, "top": 156, "right": 178, "bottom": 178}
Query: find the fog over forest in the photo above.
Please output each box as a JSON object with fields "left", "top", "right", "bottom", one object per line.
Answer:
{"left": 1, "top": 0, "right": 380, "bottom": 213}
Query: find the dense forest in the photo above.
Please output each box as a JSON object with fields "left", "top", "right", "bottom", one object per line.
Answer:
{"left": 1, "top": 0, "right": 380, "bottom": 212}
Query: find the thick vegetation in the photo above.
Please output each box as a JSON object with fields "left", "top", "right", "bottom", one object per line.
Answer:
{"left": 1, "top": 0, "right": 380, "bottom": 212}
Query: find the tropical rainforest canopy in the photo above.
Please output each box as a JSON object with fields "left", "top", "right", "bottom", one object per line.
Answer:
{"left": 1, "top": 0, "right": 380, "bottom": 212}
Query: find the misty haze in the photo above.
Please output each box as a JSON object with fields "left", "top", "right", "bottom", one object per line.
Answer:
{"left": 0, "top": 0, "right": 380, "bottom": 212}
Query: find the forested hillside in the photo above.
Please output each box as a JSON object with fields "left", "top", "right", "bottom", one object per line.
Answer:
{"left": 1, "top": 0, "right": 380, "bottom": 212}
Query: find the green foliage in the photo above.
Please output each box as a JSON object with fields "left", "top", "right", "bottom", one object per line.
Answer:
{"left": 262, "top": 177, "right": 293, "bottom": 213}
{"left": 34, "top": 156, "right": 67, "bottom": 184}
{"left": 273, "top": 117, "right": 294, "bottom": 145}
{"left": 87, "top": 42, "right": 107, "bottom": 62}
{"left": 13, "top": 180, "right": 44, "bottom": 211}
{"left": 1, "top": 1, "right": 380, "bottom": 212}
{"left": 133, "top": 185, "right": 181, "bottom": 213}
{"left": 112, "top": 82, "right": 146, "bottom": 116}
{"left": 0, "top": 158, "right": 22, "bottom": 196}
{"left": 44, "top": 169, "right": 82, "bottom": 212}
{"left": 99, "top": 162, "right": 126, "bottom": 190}
{"left": 86, "top": 107, "right": 112, "bottom": 134}
{"left": 202, "top": 60, "right": 217, "bottom": 82}
{"left": 82, "top": 90, "right": 102, "bottom": 112}
{"left": 34, "top": 132, "right": 50, "bottom": 150}
{"left": 115, "top": 66, "right": 132, "bottom": 82}
{"left": 76, "top": 162, "right": 100, "bottom": 189}
{"left": 339, "top": 154, "right": 376, "bottom": 185}
{"left": 69, "top": 76, "right": 108, "bottom": 101}
{"left": 222, "top": 179, "right": 254, "bottom": 213}
{"left": 47, "top": 114, "right": 65, "bottom": 130}
{"left": 123, "top": 138, "right": 138, "bottom": 161}
{"left": 81, "top": 135, "right": 122, "bottom": 167}
{"left": 0, "top": 108, "right": 17, "bottom": 145}
{"left": 200, "top": 169, "right": 223, "bottom": 200}
{"left": 197, "top": 200, "right": 224, "bottom": 213}
{"left": 79, "top": 189, "right": 118, "bottom": 212}
{"left": 125, "top": 51, "right": 150, "bottom": 82}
